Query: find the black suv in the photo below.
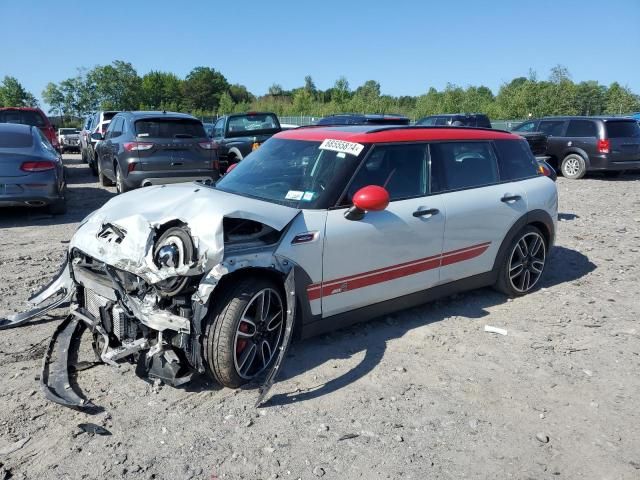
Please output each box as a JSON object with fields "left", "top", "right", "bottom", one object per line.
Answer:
{"left": 211, "top": 112, "right": 281, "bottom": 171}
{"left": 316, "top": 113, "right": 410, "bottom": 126}
{"left": 416, "top": 113, "right": 492, "bottom": 128}
{"left": 512, "top": 117, "right": 640, "bottom": 179}
{"left": 93, "top": 111, "right": 219, "bottom": 193}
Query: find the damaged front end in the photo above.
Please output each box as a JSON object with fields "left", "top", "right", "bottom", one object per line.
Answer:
{"left": 1, "top": 184, "right": 300, "bottom": 410}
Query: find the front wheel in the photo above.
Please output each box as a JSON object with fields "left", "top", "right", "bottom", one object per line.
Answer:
{"left": 560, "top": 154, "right": 586, "bottom": 179}
{"left": 204, "top": 278, "right": 285, "bottom": 388}
{"left": 495, "top": 226, "right": 548, "bottom": 297}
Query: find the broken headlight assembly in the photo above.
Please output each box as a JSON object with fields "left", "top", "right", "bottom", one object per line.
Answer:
{"left": 153, "top": 226, "right": 196, "bottom": 297}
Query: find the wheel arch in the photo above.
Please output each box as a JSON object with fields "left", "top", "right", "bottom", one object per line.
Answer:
{"left": 561, "top": 148, "right": 591, "bottom": 168}
{"left": 491, "top": 209, "right": 555, "bottom": 272}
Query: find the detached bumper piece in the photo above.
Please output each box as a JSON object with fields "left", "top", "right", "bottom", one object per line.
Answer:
{"left": 40, "top": 315, "right": 96, "bottom": 410}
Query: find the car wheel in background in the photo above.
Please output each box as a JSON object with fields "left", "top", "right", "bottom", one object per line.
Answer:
{"left": 495, "top": 225, "right": 547, "bottom": 297}
{"left": 98, "top": 158, "right": 114, "bottom": 187}
{"left": 204, "top": 277, "right": 285, "bottom": 388}
{"left": 560, "top": 154, "right": 586, "bottom": 179}
{"left": 115, "top": 164, "right": 130, "bottom": 194}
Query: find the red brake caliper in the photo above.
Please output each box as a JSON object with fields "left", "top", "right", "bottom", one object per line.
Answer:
{"left": 236, "top": 322, "right": 249, "bottom": 354}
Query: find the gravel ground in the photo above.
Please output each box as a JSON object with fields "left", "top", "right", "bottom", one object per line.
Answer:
{"left": 1, "top": 154, "right": 639, "bottom": 480}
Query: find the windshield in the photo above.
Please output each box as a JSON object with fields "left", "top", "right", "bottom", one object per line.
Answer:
{"left": 215, "top": 138, "right": 364, "bottom": 208}
{"left": 226, "top": 113, "right": 280, "bottom": 137}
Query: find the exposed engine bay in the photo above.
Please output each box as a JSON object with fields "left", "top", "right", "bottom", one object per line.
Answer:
{"left": 0, "top": 184, "right": 301, "bottom": 410}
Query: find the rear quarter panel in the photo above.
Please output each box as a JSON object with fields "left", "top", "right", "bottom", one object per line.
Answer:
{"left": 523, "top": 176, "right": 558, "bottom": 245}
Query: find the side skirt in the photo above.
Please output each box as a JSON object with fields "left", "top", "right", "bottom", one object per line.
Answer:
{"left": 300, "top": 270, "right": 497, "bottom": 339}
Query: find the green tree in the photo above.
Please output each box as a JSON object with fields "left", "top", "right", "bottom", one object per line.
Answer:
{"left": 182, "top": 67, "right": 229, "bottom": 111}
{"left": 605, "top": 82, "right": 640, "bottom": 115}
{"left": 87, "top": 60, "right": 142, "bottom": 110}
{"left": 0, "top": 76, "right": 38, "bottom": 107}
{"left": 268, "top": 83, "right": 284, "bottom": 96}
{"left": 229, "top": 84, "right": 253, "bottom": 104}
{"left": 141, "top": 71, "right": 183, "bottom": 110}
{"left": 217, "top": 91, "right": 235, "bottom": 114}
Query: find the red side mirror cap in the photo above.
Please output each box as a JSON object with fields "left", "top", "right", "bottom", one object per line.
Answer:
{"left": 353, "top": 185, "right": 390, "bottom": 212}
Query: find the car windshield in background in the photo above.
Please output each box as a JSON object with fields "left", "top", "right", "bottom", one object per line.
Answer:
{"left": 60, "top": 128, "right": 77, "bottom": 134}
{"left": 226, "top": 114, "right": 279, "bottom": 137}
{"left": 0, "top": 132, "right": 33, "bottom": 148}
{"left": 606, "top": 121, "right": 640, "bottom": 138}
{"left": 0, "top": 111, "right": 45, "bottom": 127}
{"left": 215, "top": 138, "right": 362, "bottom": 208}
{"left": 135, "top": 118, "right": 207, "bottom": 138}
{"left": 103, "top": 112, "right": 119, "bottom": 121}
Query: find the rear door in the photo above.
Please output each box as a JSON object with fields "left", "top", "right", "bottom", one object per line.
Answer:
{"left": 321, "top": 143, "right": 445, "bottom": 317}
{"left": 605, "top": 120, "right": 640, "bottom": 161}
{"left": 564, "top": 119, "right": 599, "bottom": 158}
{"left": 538, "top": 119, "right": 568, "bottom": 162}
{"left": 430, "top": 141, "right": 528, "bottom": 283}
{"left": 133, "top": 117, "right": 212, "bottom": 172}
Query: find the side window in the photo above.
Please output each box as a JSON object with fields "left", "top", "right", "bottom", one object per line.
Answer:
{"left": 538, "top": 120, "right": 566, "bottom": 137}
{"left": 36, "top": 128, "right": 56, "bottom": 154}
{"left": 112, "top": 118, "right": 124, "bottom": 137}
{"left": 435, "top": 117, "right": 449, "bottom": 126}
{"left": 513, "top": 121, "right": 537, "bottom": 133}
{"left": 347, "top": 144, "right": 428, "bottom": 202}
{"left": 213, "top": 118, "right": 225, "bottom": 137}
{"left": 418, "top": 117, "right": 436, "bottom": 126}
{"left": 105, "top": 118, "right": 117, "bottom": 138}
{"left": 430, "top": 142, "right": 499, "bottom": 193}
{"left": 494, "top": 139, "right": 538, "bottom": 181}
{"left": 566, "top": 120, "right": 597, "bottom": 137}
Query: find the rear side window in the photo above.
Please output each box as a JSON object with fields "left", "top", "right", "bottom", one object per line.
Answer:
{"left": 348, "top": 144, "right": 428, "bottom": 201}
{"left": 606, "top": 121, "right": 640, "bottom": 138}
{"left": 430, "top": 142, "right": 499, "bottom": 192}
{"left": 538, "top": 120, "right": 565, "bottom": 137}
{"left": 135, "top": 118, "right": 206, "bottom": 138}
{"left": 435, "top": 117, "right": 450, "bottom": 126}
{"left": 513, "top": 121, "right": 537, "bottom": 133}
{"left": 417, "top": 117, "right": 436, "bottom": 126}
{"left": 494, "top": 139, "right": 538, "bottom": 181}
{"left": 475, "top": 116, "right": 492, "bottom": 128}
{"left": 566, "top": 120, "right": 598, "bottom": 137}
{"left": 0, "top": 131, "right": 33, "bottom": 148}
{"left": 0, "top": 110, "right": 45, "bottom": 127}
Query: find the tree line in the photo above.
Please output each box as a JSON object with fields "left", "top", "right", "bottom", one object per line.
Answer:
{"left": 1, "top": 62, "right": 639, "bottom": 125}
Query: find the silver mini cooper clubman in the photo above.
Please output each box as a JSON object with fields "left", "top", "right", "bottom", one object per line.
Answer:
{"left": 1, "top": 125, "right": 557, "bottom": 408}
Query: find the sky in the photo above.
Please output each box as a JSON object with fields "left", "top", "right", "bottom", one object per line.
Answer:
{"left": 1, "top": 0, "right": 639, "bottom": 108}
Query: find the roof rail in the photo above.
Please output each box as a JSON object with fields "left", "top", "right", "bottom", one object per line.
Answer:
{"left": 366, "top": 125, "right": 512, "bottom": 135}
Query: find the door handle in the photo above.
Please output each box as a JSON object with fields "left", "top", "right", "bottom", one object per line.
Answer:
{"left": 413, "top": 208, "right": 439, "bottom": 217}
{"left": 171, "top": 162, "right": 183, "bottom": 166}
{"left": 501, "top": 194, "right": 521, "bottom": 203}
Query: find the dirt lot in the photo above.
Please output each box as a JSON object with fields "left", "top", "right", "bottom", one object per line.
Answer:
{"left": 0, "top": 154, "right": 639, "bottom": 480}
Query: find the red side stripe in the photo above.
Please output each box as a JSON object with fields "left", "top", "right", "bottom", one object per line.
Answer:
{"left": 306, "top": 241, "right": 491, "bottom": 301}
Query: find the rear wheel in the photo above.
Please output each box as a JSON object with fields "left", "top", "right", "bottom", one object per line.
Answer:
{"left": 98, "top": 158, "right": 114, "bottom": 187}
{"left": 204, "top": 277, "right": 285, "bottom": 388}
{"left": 115, "top": 164, "right": 130, "bottom": 194}
{"left": 495, "top": 226, "right": 547, "bottom": 297}
{"left": 560, "top": 154, "right": 586, "bottom": 179}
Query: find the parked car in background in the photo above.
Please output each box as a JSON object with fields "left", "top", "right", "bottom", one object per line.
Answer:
{"left": 57, "top": 128, "right": 80, "bottom": 153}
{"left": 86, "top": 111, "right": 119, "bottom": 174}
{"left": 211, "top": 112, "right": 281, "bottom": 171}
{"left": 416, "top": 113, "right": 492, "bottom": 128}
{"left": 80, "top": 115, "right": 95, "bottom": 163}
{"left": 316, "top": 113, "right": 410, "bottom": 126}
{"left": 203, "top": 122, "right": 215, "bottom": 137}
{"left": 0, "top": 123, "right": 66, "bottom": 214}
{"left": 512, "top": 116, "right": 640, "bottom": 179}
{"left": 0, "top": 107, "right": 60, "bottom": 152}
{"left": 93, "top": 111, "right": 219, "bottom": 193}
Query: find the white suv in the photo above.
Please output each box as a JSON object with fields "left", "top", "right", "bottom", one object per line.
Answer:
{"left": 3, "top": 125, "right": 558, "bottom": 408}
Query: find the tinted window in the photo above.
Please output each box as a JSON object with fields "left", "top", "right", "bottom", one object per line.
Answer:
{"left": 135, "top": 118, "right": 206, "bottom": 138}
{"left": 35, "top": 128, "right": 56, "bottom": 153}
{"left": 566, "top": 120, "right": 597, "bottom": 137}
{"left": 213, "top": 118, "right": 225, "bottom": 137}
{"left": 103, "top": 112, "right": 118, "bottom": 121}
{"left": 0, "top": 110, "right": 46, "bottom": 127}
{"left": 347, "top": 144, "right": 428, "bottom": 201}
{"left": 435, "top": 117, "right": 450, "bottom": 126}
{"left": 494, "top": 139, "right": 538, "bottom": 181}
{"left": 0, "top": 131, "right": 33, "bottom": 148}
{"left": 108, "top": 117, "right": 124, "bottom": 137}
{"left": 606, "top": 121, "right": 640, "bottom": 138}
{"left": 475, "top": 116, "right": 492, "bottom": 128}
{"left": 417, "top": 117, "right": 436, "bottom": 126}
{"left": 512, "top": 121, "right": 537, "bottom": 133}
{"left": 538, "top": 120, "right": 565, "bottom": 136}
{"left": 430, "top": 142, "right": 499, "bottom": 192}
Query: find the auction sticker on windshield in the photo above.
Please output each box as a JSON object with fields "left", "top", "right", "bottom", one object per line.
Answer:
{"left": 319, "top": 139, "right": 364, "bottom": 156}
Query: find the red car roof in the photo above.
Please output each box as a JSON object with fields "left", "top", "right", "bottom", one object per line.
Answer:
{"left": 276, "top": 126, "right": 519, "bottom": 143}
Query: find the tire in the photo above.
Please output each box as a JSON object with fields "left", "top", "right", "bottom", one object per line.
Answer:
{"left": 81, "top": 149, "right": 87, "bottom": 163}
{"left": 98, "top": 158, "right": 114, "bottom": 187}
{"left": 560, "top": 154, "right": 587, "bottom": 179}
{"left": 204, "top": 277, "right": 285, "bottom": 388}
{"left": 495, "top": 225, "right": 548, "bottom": 297}
{"left": 115, "top": 164, "right": 130, "bottom": 194}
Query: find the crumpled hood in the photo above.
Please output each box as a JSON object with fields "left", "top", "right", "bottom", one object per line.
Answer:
{"left": 70, "top": 183, "right": 300, "bottom": 283}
